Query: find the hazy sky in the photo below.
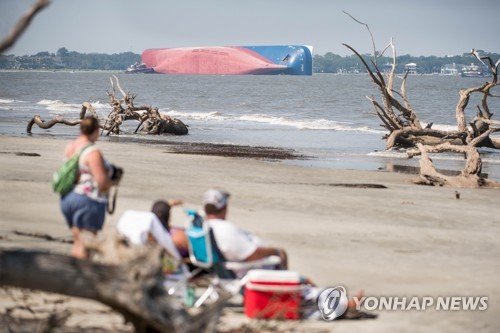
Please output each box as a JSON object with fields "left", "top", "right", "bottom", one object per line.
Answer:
{"left": 1, "top": 0, "right": 499, "bottom": 57}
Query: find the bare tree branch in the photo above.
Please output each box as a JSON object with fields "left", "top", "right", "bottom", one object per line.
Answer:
{"left": 343, "top": 10, "right": 377, "bottom": 65}
{"left": 0, "top": 0, "right": 50, "bottom": 54}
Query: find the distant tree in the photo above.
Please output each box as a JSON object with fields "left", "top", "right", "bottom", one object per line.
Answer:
{"left": 56, "top": 47, "right": 68, "bottom": 57}
{"left": 35, "top": 51, "right": 50, "bottom": 57}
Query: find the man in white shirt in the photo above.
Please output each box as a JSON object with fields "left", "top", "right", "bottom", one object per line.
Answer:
{"left": 202, "top": 189, "right": 288, "bottom": 269}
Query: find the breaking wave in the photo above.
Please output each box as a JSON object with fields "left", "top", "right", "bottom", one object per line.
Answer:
{"left": 37, "top": 99, "right": 80, "bottom": 114}
{"left": 166, "top": 110, "right": 228, "bottom": 121}
{"left": 37, "top": 99, "right": 111, "bottom": 115}
{"left": 420, "top": 122, "right": 458, "bottom": 132}
{"left": 239, "top": 114, "right": 385, "bottom": 133}
{"left": 90, "top": 101, "right": 111, "bottom": 111}
{"left": 166, "top": 110, "right": 385, "bottom": 134}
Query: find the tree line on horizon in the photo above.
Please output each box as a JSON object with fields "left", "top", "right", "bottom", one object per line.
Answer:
{"left": 313, "top": 50, "right": 498, "bottom": 75}
{"left": 0, "top": 47, "right": 140, "bottom": 71}
{"left": 0, "top": 47, "right": 497, "bottom": 74}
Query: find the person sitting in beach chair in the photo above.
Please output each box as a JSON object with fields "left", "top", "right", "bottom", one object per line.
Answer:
{"left": 151, "top": 199, "right": 190, "bottom": 259}
{"left": 185, "top": 206, "right": 282, "bottom": 308}
{"left": 117, "top": 198, "right": 189, "bottom": 272}
{"left": 185, "top": 188, "right": 291, "bottom": 305}
{"left": 200, "top": 188, "right": 288, "bottom": 277}
{"left": 185, "top": 208, "right": 282, "bottom": 278}
{"left": 189, "top": 189, "right": 374, "bottom": 319}
{"left": 117, "top": 199, "right": 218, "bottom": 307}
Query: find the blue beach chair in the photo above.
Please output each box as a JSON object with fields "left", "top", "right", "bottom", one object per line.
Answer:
{"left": 185, "top": 209, "right": 281, "bottom": 307}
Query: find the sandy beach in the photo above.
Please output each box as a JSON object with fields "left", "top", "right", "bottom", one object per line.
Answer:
{"left": 1, "top": 135, "right": 499, "bottom": 332}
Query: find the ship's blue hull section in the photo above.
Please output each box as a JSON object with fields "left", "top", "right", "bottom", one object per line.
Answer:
{"left": 244, "top": 45, "right": 313, "bottom": 75}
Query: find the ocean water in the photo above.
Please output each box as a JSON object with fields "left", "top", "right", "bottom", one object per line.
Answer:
{"left": 1, "top": 71, "right": 499, "bottom": 179}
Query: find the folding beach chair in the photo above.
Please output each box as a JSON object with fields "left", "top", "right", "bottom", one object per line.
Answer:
{"left": 185, "top": 209, "right": 282, "bottom": 308}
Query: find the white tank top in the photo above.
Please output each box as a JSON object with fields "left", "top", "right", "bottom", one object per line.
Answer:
{"left": 73, "top": 145, "right": 109, "bottom": 203}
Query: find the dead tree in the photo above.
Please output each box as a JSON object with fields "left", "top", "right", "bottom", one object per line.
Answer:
{"left": 0, "top": 245, "right": 229, "bottom": 333}
{"left": 27, "top": 76, "right": 188, "bottom": 136}
{"left": 343, "top": 13, "right": 500, "bottom": 188}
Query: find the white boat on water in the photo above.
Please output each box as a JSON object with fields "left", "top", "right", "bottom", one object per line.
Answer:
{"left": 125, "top": 62, "right": 154, "bottom": 74}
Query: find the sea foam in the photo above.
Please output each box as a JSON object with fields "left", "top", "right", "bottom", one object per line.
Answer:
{"left": 167, "top": 110, "right": 385, "bottom": 133}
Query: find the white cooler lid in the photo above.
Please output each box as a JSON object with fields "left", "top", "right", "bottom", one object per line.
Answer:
{"left": 247, "top": 269, "right": 300, "bottom": 283}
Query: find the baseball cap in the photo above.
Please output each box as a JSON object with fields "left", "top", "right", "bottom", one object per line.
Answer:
{"left": 203, "top": 189, "right": 230, "bottom": 209}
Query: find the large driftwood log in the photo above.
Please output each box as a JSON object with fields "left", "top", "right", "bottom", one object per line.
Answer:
{"left": 27, "top": 76, "right": 188, "bottom": 136}
{"left": 0, "top": 247, "right": 229, "bottom": 333}
{"left": 344, "top": 13, "right": 500, "bottom": 187}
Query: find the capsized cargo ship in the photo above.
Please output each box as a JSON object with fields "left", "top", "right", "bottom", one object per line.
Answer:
{"left": 141, "top": 45, "right": 313, "bottom": 75}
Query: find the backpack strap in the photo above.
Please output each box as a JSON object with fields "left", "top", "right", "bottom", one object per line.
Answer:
{"left": 76, "top": 143, "right": 96, "bottom": 169}
{"left": 77, "top": 143, "right": 95, "bottom": 158}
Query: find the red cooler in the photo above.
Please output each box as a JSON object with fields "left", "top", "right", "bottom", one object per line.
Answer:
{"left": 244, "top": 269, "right": 302, "bottom": 320}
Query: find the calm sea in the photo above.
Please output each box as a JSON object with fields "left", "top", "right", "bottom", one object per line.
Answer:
{"left": 1, "top": 71, "right": 499, "bottom": 179}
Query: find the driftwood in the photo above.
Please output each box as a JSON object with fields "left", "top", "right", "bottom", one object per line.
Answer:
{"left": 409, "top": 143, "right": 499, "bottom": 188}
{"left": 27, "top": 76, "right": 188, "bottom": 136}
{"left": 0, "top": 245, "right": 229, "bottom": 333}
{"left": 0, "top": 0, "right": 50, "bottom": 53}
{"left": 344, "top": 13, "right": 500, "bottom": 188}
{"left": 27, "top": 116, "right": 81, "bottom": 133}
{"left": 103, "top": 76, "right": 188, "bottom": 136}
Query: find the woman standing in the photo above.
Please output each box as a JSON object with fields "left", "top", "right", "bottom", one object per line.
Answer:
{"left": 60, "top": 117, "right": 119, "bottom": 258}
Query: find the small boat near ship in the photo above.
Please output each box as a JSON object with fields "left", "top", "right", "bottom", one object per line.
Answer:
{"left": 124, "top": 62, "right": 155, "bottom": 74}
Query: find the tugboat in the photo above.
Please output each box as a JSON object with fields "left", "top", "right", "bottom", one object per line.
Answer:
{"left": 125, "top": 62, "right": 155, "bottom": 74}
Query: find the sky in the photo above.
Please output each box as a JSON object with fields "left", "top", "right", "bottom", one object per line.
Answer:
{"left": 1, "top": 0, "right": 499, "bottom": 57}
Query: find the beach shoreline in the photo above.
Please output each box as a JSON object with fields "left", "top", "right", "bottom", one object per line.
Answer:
{"left": 1, "top": 135, "right": 499, "bottom": 332}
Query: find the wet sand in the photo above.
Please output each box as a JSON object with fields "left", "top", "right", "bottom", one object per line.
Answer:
{"left": 0, "top": 135, "right": 499, "bottom": 332}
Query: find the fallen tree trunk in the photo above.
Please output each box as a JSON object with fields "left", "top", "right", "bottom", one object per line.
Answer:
{"left": 27, "top": 76, "right": 188, "bottom": 136}
{"left": 27, "top": 115, "right": 81, "bottom": 134}
{"left": 0, "top": 248, "right": 228, "bottom": 333}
